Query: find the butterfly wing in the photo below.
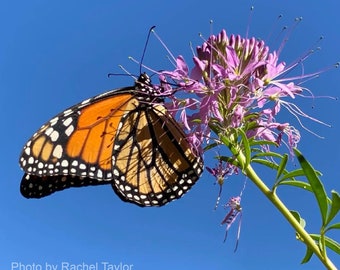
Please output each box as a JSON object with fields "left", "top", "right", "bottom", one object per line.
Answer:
{"left": 111, "top": 103, "right": 203, "bottom": 206}
{"left": 20, "top": 174, "right": 109, "bottom": 198}
{"left": 19, "top": 88, "right": 136, "bottom": 198}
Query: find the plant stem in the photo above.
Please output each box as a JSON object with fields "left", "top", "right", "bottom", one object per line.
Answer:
{"left": 236, "top": 151, "right": 337, "bottom": 270}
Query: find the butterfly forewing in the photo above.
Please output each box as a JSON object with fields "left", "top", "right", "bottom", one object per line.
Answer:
{"left": 19, "top": 90, "right": 136, "bottom": 197}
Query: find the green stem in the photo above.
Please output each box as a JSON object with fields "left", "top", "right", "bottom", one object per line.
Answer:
{"left": 235, "top": 150, "right": 337, "bottom": 270}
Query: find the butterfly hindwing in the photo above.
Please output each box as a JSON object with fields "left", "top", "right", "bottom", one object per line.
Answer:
{"left": 111, "top": 103, "right": 203, "bottom": 206}
{"left": 20, "top": 174, "right": 109, "bottom": 198}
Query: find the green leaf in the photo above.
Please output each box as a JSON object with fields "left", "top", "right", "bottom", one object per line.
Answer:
{"left": 325, "top": 190, "right": 340, "bottom": 226}
{"left": 310, "top": 234, "right": 340, "bottom": 255}
{"left": 301, "top": 247, "right": 313, "bottom": 264}
{"left": 324, "top": 236, "right": 340, "bottom": 255}
{"left": 277, "top": 169, "right": 303, "bottom": 182}
{"left": 203, "top": 142, "right": 219, "bottom": 151}
{"left": 276, "top": 154, "right": 288, "bottom": 180}
{"left": 325, "top": 222, "right": 340, "bottom": 232}
{"left": 279, "top": 180, "right": 312, "bottom": 191}
{"left": 278, "top": 169, "right": 322, "bottom": 182}
{"left": 249, "top": 140, "right": 279, "bottom": 147}
{"left": 238, "top": 128, "right": 251, "bottom": 169}
{"left": 251, "top": 158, "right": 279, "bottom": 170}
{"left": 251, "top": 151, "right": 283, "bottom": 159}
{"left": 294, "top": 149, "right": 328, "bottom": 226}
{"left": 219, "top": 155, "right": 240, "bottom": 167}
{"left": 279, "top": 180, "right": 332, "bottom": 205}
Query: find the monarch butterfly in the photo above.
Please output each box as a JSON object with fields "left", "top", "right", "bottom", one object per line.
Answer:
{"left": 19, "top": 73, "right": 203, "bottom": 207}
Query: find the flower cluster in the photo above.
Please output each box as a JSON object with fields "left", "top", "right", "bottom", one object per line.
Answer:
{"left": 160, "top": 29, "right": 317, "bottom": 156}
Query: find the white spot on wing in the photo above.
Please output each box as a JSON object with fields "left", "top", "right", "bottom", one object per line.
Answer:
{"left": 81, "top": 98, "right": 91, "bottom": 105}
{"left": 50, "top": 130, "right": 59, "bottom": 142}
{"left": 61, "top": 160, "right": 69, "bottom": 167}
{"left": 52, "top": 145, "right": 63, "bottom": 159}
{"left": 79, "top": 164, "right": 86, "bottom": 170}
{"left": 65, "top": 125, "right": 74, "bottom": 136}
{"left": 63, "top": 109, "right": 73, "bottom": 117}
{"left": 24, "top": 147, "right": 31, "bottom": 155}
{"left": 113, "top": 169, "right": 119, "bottom": 176}
{"left": 50, "top": 117, "right": 59, "bottom": 126}
{"left": 45, "top": 127, "right": 54, "bottom": 136}
{"left": 63, "top": 117, "right": 73, "bottom": 127}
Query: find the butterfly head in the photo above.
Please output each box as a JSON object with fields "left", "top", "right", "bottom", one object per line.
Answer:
{"left": 134, "top": 73, "right": 165, "bottom": 103}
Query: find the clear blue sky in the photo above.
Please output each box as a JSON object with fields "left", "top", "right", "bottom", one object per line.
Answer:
{"left": 1, "top": 0, "right": 339, "bottom": 269}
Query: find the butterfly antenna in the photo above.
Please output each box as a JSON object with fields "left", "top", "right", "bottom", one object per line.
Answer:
{"left": 140, "top": 26, "right": 156, "bottom": 75}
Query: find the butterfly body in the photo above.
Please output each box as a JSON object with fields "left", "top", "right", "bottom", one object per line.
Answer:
{"left": 19, "top": 73, "right": 203, "bottom": 207}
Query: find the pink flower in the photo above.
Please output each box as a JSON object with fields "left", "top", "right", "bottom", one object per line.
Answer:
{"left": 158, "top": 29, "right": 327, "bottom": 154}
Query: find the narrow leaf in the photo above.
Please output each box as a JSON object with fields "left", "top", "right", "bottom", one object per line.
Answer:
{"left": 325, "top": 190, "right": 340, "bottom": 226}
{"left": 251, "top": 158, "right": 279, "bottom": 170}
{"left": 238, "top": 128, "right": 251, "bottom": 169}
{"left": 276, "top": 154, "right": 288, "bottom": 180}
{"left": 301, "top": 247, "right": 313, "bottom": 264}
{"left": 249, "top": 140, "right": 279, "bottom": 147}
{"left": 279, "top": 180, "right": 332, "bottom": 205}
{"left": 294, "top": 149, "right": 328, "bottom": 226}
{"left": 204, "top": 142, "right": 219, "bottom": 151}
{"left": 325, "top": 222, "right": 340, "bottom": 232}
{"left": 279, "top": 180, "right": 312, "bottom": 191}
{"left": 324, "top": 236, "right": 340, "bottom": 255}
{"left": 278, "top": 169, "right": 322, "bottom": 182}
{"left": 310, "top": 234, "right": 340, "bottom": 255}
{"left": 219, "top": 156, "right": 240, "bottom": 167}
{"left": 252, "top": 151, "right": 283, "bottom": 159}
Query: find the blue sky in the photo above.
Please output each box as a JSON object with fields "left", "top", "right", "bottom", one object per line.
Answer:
{"left": 1, "top": 0, "right": 340, "bottom": 269}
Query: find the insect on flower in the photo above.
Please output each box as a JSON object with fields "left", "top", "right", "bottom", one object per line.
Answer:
{"left": 18, "top": 27, "right": 204, "bottom": 207}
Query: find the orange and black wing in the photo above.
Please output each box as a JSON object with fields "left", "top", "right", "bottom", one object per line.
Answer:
{"left": 19, "top": 88, "right": 136, "bottom": 198}
{"left": 19, "top": 74, "right": 203, "bottom": 206}
{"left": 111, "top": 104, "right": 203, "bottom": 206}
